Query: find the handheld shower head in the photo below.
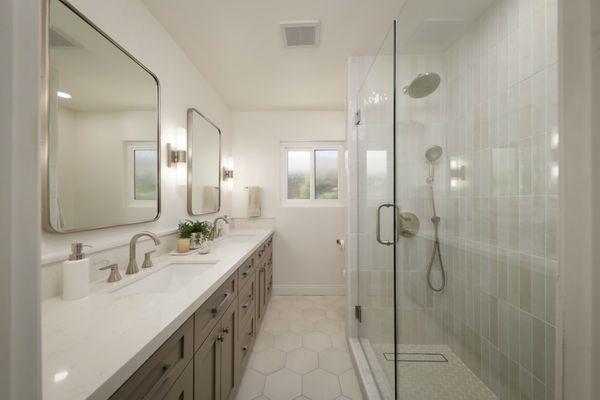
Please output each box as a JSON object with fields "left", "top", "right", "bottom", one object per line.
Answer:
{"left": 425, "top": 146, "right": 443, "bottom": 184}
{"left": 425, "top": 145, "right": 443, "bottom": 163}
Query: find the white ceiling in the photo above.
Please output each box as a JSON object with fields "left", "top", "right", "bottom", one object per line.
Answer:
{"left": 142, "top": 0, "right": 407, "bottom": 111}
{"left": 142, "top": 0, "right": 495, "bottom": 111}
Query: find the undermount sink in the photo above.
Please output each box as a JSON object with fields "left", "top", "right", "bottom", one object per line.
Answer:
{"left": 112, "top": 262, "right": 216, "bottom": 295}
{"left": 219, "top": 234, "right": 256, "bottom": 244}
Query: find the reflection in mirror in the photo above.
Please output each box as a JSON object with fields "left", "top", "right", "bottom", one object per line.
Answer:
{"left": 187, "top": 109, "right": 221, "bottom": 215}
{"left": 45, "top": 0, "right": 160, "bottom": 232}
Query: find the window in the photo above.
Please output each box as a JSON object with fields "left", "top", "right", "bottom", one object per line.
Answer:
{"left": 282, "top": 142, "right": 344, "bottom": 205}
{"left": 124, "top": 141, "right": 157, "bottom": 206}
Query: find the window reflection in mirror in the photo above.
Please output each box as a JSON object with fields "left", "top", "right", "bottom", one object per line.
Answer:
{"left": 45, "top": 0, "right": 160, "bottom": 232}
{"left": 187, "top": 109, "right": 221, "bottom": 215}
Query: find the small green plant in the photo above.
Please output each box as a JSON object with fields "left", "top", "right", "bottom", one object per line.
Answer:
{"left": 190, "top": 220, "right": 213, "bottom": 241}
{"left": 177, "top": 220, "right": 194, "bottom": 239}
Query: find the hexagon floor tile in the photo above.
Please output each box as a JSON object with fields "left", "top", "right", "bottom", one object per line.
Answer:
{"left": 235, "top": 296, "right": 363, "bottom": 400}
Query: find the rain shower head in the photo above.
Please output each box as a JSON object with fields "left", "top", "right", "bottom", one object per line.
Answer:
{"left": 425, "top": 145, "right": 443, "bottom": 163}
{"left": 403, "top": 72, "right": 441, "bottom": 98}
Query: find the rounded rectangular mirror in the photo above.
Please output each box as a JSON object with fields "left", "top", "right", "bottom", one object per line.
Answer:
{"left": 187, "top": 108, "right": 221, "bottom": 215}
{"left": 43, "top": 0, "right": 160, "bottom": 232}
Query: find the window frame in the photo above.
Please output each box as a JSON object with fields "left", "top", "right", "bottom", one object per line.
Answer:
{"left": 280, "top": 141, "right": 345, "bottom": 207}
{"left": 124, "top": 141, "right": 158, "bottom": 208}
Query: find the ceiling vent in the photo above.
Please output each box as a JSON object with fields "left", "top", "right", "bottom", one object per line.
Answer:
{"left": 280, "top": 20, "right": 320, "bottom": 48}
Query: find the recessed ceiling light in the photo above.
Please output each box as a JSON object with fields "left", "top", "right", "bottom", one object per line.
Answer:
{"left": 56, "top": 91, "right": 71, "bottom": 99}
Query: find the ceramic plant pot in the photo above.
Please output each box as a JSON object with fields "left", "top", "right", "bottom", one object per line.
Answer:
{"left": 177, "top": 238, "right": 191, "bottom": 253}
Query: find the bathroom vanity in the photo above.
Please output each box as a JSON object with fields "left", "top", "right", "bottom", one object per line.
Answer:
{"left": 42, "top": 230, "right": 274, "bottom": 400}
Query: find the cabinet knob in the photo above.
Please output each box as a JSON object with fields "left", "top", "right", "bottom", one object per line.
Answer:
{"left": 217, "top": 335, "right": 224, "bottom": 342}
{"left": 222, "top": 327, "right": 230, "bottom": 334}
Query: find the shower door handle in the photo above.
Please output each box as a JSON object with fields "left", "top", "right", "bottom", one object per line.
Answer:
{"left": 376, "top": 203, "right": 396, "bottom": 246}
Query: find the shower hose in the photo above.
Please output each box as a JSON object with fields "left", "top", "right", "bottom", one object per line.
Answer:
{"left": 426, "top": 184, "right": 446, "bottom": 292}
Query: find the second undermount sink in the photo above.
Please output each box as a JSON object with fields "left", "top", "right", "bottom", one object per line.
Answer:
{"left": 112, "top": 262, "right": 217, "bottom": 295}
{"left": 219, "top": 234, "right": 256, "bottom": 244}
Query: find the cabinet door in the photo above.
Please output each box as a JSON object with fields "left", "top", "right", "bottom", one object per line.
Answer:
{"left": 194, "top": 323, "right": 221, "bottom": 400}
{"left": 220, "top": 303, "right": 237, "bottom": 400}
{"left": 256, "top": 266, "right": 266, "bottom": 326}
{"left": 163, "top": 360, "right": 194, "bottom": 400}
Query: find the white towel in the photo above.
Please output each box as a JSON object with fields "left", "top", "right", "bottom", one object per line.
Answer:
{"left": 247, "top": 186, "right": 262, "bottom": 218}
{"left": 202, "top": 186, "right": 219, "bottom": 213}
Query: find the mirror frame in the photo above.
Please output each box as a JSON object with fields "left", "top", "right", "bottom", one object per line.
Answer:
{"left": 186, "top": 108, "right": 222, "bottom": 216}
{"left": 41, "top": 0, "right": 161, "bottom": 233}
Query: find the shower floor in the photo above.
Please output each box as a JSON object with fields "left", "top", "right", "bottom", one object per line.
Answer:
{"left": 366, "top": 343, "right": 497, "bottom": 400}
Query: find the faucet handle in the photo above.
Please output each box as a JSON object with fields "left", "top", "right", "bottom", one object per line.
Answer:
{"left": 142, "top": 250, "right": 156, "bottom": 269}
{"left": 99, "top": 263, "right": 122, "bottom": 283}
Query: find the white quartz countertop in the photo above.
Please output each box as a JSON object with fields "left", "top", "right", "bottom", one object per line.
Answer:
{"left": 42, "top": 229, "right": 274, "bottom": 400}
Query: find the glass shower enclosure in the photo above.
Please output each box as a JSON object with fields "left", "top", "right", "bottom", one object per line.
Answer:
{"left": 354, "top": 1, "right": 559, "bottom": 399}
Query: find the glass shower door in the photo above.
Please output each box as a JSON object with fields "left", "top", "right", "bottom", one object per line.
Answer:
{"left": 356, "top": 22, "right": 397, "bottom": 400}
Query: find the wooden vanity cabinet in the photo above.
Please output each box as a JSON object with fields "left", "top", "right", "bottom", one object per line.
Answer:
{"left": 109, "top": 317, "right": 194, "bottom": 400}
{"left": 163, "top": 360, "right": 194, "bottom": 400}
{"left": 111, "top": 235, "right": 273, "bottom": 400}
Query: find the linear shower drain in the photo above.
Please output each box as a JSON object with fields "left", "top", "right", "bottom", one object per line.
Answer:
{"left": 383, "top": 352, "right": 449, "bottom": 362}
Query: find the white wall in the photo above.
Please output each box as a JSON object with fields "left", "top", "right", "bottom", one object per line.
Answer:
{"left": 0, "top": 0, "right": 42, "bottom": 398}
{"left": 41, "top": 0, "right": 232, "bottom": 298}
{"left": 231, "top": 111, "right": 346, "bottom": 295}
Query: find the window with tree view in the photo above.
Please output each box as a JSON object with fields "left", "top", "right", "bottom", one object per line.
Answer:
{"left": 283, "top": 143, "right": 343, "bottom": 204}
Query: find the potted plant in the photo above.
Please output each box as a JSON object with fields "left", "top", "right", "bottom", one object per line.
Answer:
{"left": 177, "top": 220, "right": 194, "bottom": 253}
{"left": 190, "top": 220, "right": 213, "bottom": 254}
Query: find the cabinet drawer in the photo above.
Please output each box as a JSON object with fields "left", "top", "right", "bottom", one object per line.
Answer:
{"left": 237, "top": 256, "right": 255, "bottom": 289}
{"left": 110, "top": 317, "right": 193, "bottom": 400}
{"left": 238, "top": 278, "right": 255, "bottom": 331}
{"left": 195, "top": 274, "right": 237, "bottom": 350}
{"left": 238, "top": 314, "right": 255, "bottom": 371}
{"left": 255, "top": 242, "right": 268, "bottom": 261}
{"left": 162, "top": 360, "right": 193, "bottom": 400}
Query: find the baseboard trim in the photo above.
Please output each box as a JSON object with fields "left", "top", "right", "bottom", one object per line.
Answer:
{"left": 272, "top": 284, "right": 345, "bottom": 296}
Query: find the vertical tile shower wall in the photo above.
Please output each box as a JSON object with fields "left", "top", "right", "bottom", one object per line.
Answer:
{"left": 395, "top": 0, "right": 559, "bottom": 399}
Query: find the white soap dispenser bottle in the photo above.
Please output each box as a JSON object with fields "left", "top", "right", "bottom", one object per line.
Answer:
{"left": 62, "top": 243, "right": 92, "bottom": 300}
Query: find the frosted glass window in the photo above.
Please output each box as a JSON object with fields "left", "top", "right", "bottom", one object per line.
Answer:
{"left": 134, "top": 149, "right": 157, "bottom": 200}
{"left": 287, "top": 150, "right": 311, "bottom": 199}
{"left": 315, "top": 150, "right": 339, "bottom": 199}
{"left": 282, "top": 143, "right": 344, "bottom": 204}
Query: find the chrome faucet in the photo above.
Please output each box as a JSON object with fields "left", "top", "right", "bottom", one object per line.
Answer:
{"left": 212, "top": 215, "right": 229, "bottom": 240}
{"left": 126, "top": 231, "right": 161, "bottom": 275}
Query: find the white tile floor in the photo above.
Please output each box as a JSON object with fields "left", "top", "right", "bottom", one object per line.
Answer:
{"left": 236, "top": 296, "right": 364, "bottom": 400}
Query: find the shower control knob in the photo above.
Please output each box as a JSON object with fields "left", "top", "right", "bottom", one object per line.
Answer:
{"left": 431, "top": 216, "right": 441, "bottom": 225}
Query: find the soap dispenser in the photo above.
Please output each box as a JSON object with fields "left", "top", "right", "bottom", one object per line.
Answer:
{"left": 62, "top": 243, "right": 91, "bottom": 300}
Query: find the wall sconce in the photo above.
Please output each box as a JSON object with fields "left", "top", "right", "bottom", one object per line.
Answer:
{"left": 449, "top": 157, "right": 466, "bottom": 189}
{"left": 222, "top": 157, "right": 234, "bottom": 191}
{"left": 222, "top": 158, "right": 234, "bottom": 181}
{"left": 168, "top": 128, "right": 188, "bottom": 186}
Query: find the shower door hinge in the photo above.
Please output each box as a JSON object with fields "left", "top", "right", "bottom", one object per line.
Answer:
{"left": 354, "top": 305, "right": 362, "bottom": 322}
{"left": 354, "top": 109, "right": 361, "bottom": 126}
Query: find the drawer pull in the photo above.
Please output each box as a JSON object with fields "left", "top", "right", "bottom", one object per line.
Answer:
{"left": 242, "top": 346, "right": 249, "bottom": 351}
{"left": 222, "top": 327, "right": 230, "bottom": 334}
{"left": 217, "top": 335, "right": 224, "bottom": 342}
{"left": 242, "top": 265, "right": 253, "bottom": 277}
{"left": 211, "top": 292, "right": 232, "bottom": 317}
{"left": 141, "top": 363, "right": 172, "bottom": 400}
{"left": 242, "top": 301, "right": 251, "bottom": 310}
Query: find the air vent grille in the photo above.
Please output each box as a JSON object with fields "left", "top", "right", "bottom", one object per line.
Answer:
{"left": 281, "top": 21, "right": 320, "bottom": 48}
